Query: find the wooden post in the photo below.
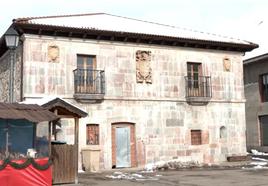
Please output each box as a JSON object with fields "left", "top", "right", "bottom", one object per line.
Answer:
{"left": 48, "top": 121, "right": 52, "bottom": 157}
{"left": 5, "top": 120, "right": 9, "bottom": 157}
{"left": 74, "top": 117, "right": 79, "bottom": 184}
{"left": 33, "top": 123, "right": 37, "bottom": 149}
{"left": 53, "top": 109, "right": 58, "bottom": 141}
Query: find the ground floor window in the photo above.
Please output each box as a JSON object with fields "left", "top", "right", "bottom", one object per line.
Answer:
{"left": 86, "top": 124, "right": 99, "bottom": 145}
{"left": 191, "top": 130, "right": 202, "bottom": 145}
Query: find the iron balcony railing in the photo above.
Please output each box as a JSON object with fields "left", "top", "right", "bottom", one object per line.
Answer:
{"left": 185, "top": 76, "right": 212, "bottom": 98}
{"left": 73, "top": 69, "right": 105, "bottom": 94}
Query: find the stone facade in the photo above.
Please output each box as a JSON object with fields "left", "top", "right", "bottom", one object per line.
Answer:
{"left": 244, "top": 55, "right": 268, "bottom": 152}
{"left": 16, "top": 34, "right": 247, "bottom": 169}
{"left": 0, "top": 45, "right": 23, "bottom": 102}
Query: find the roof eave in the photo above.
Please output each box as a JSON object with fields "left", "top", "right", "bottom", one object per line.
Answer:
{"left": 243, "top": 53, "right": 268, "bottom": 65}
{"left": 13, "top": 23, "right": 258, "bottom": 52}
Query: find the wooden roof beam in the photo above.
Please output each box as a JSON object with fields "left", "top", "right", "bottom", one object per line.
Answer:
{"left": 148, "top": 39, "right": 154, "bottom": 44}
{"left": 96, "top": 35, "right": 101, "bottom": 40}
{"left": 38, "top": 29, "right": 42, "bottom": 35}
{"left": 82, "top": 33, "right": 87, "bottom": 39}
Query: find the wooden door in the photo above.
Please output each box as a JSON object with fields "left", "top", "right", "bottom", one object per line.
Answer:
{"left": 187, "top": 62, "right": 202, "bottom": 96}
{"left": 115, "top": 127, "right": 131, "bottom": 168}
{"left": 52, "top": 144, "right": 76, "bottom": 184}
{"left": 77, "top": 55, "right": 96, "bottom": 93}
{"left": 260, "top": 116, "right": 268, "bottom": 146}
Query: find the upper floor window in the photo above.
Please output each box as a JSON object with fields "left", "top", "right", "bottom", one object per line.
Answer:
{"left": 260, "top": 73, "right": 268, "bottom": 102}
{"left": 77, "top": 55, "right": 96, "bottom": 70}
{"left": 187, "top": 62, "right": 202, "bottom": 88}
{"left": 73, "top": 54, "right": 105, "bottom": 101}
{"left": 86, "top": 124, "right": 99, "bottom": 145}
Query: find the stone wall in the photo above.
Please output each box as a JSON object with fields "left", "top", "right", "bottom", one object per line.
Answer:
{"left": 244, "top": 60, "right": 268, "bottom": 150}
{"left": 0, "top": 46, "right": 22, "bottom": 102}
{"left": 23, "top": 34, "right": 246, "bottom": 169}
{"left": 0, "top": 51, "right": 10, "bottom": 102}
{"left": 75, "top": 100, "right": 246, "bottom": 169}
{"left": 22, "top": 35, "right": 244, "bottom": 101}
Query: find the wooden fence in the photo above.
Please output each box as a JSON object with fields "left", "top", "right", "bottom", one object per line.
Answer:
{"left": 51, "top": 144, "right": 76, "bottom": 184}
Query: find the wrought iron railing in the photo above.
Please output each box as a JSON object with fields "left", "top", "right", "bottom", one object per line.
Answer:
{"left": 73, "top": 69, "right": 105, "bottom": 94}
{"left": 185, "top": 76, "right": 212, "bottom": 98}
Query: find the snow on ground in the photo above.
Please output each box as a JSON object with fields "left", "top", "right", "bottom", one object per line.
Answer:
{"left": 105, "top": 172, "right": 160, "bottom": 181}
{"left": 142, "top": 159, "right": 200, "bottom": 172}
{"left": 242, "top": 149, "right": 268, "bottom": 170}
{"left": 251, "top": 149, "right": 268, "bottom": 156}
{"left": 107, "top": 150, "right": 268, "bottom": 180}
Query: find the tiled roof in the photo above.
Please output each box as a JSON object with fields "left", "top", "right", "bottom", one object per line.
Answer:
{"left": 243, "top": 53, "right": 268, "bottom": 65}
{"left": 0, "top": 102, "right": 59, "bottom": 123}
{"left": 22, "top": 97, "right": 88, "bottom": 118}
{"left": 13, "top": 13, "right": 254, "bottom": 46}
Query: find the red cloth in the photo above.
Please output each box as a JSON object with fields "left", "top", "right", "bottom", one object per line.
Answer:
{"left": 0, "top": 158, "right": 52, "bottom": 186}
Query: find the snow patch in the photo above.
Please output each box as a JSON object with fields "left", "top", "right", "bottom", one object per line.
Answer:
{"left": 251, "top": 149, "right": 268, "bottom": 156}
{"left": 143, "top": 159, "right": 200, "bottom": 172}
{"left": 105, "top": 172, "right": 160, "bottom": 181}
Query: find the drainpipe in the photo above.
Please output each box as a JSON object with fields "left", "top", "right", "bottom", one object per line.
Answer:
{"left": 9, "top": 49, "right": 15, "bottom": 102}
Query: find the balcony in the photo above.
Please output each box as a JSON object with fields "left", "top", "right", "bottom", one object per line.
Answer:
{"left": 73, "top": 69, "right": 105, "bottom": 103}
{"left": 185, "top": 76, "right": 212, "bottom": 105}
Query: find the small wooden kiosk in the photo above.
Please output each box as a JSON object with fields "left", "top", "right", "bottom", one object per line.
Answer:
{"left": 0, "top": 102, "right": 59, "bottom": 186}
{"left": 42, "top": 98, "right": 87, "bottom": 184}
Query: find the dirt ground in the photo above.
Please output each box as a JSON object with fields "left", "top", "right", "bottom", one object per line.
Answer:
{"left": 70, "top": 168, "right": 268, "bottom": 186}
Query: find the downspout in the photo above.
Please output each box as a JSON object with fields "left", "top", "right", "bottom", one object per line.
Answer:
{"left": 20, "top": 37, "right": 24, "bottom": 101}
{"left": 9, "top": 49, "right": 15, "bottom": 102}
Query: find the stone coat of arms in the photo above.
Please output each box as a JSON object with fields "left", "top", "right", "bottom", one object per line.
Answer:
{"left": 48, "top": 45, "right": 60, "bottom": 62}
{"left": 136, "top": 50, "right": 152, "bottom": 83}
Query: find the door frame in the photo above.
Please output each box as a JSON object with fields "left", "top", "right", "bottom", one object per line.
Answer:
{"left": 111, "top": 122, "right": 137, "bottom": 168}
{"left": 259, "top": 116, "right": 268, "bottom": 146}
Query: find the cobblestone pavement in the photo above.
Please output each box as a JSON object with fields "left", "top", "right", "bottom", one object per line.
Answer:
{"left": 61, "top": 168, "right": 268, "bottom": 186}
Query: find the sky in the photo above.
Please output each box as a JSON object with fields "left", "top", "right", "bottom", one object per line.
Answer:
{"left": 1, "top": 0, "right": 268, "bottom": 59}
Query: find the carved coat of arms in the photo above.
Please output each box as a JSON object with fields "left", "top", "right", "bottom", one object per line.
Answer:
{"left": 48, "top": 45, "right": 60, "bottom": 62}
{"left": 223, "top": 58, "right": 231, "bottom": 72}
{"left": 136, "top": 50, "right": 152, "bottom": 83}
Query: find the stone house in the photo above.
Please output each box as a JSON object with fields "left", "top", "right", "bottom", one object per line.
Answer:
{"left": 0, "top": 13, "right": 258, "bottom": 170}
{"left": 244, "top": 53, "right": 268, "bottom": 152}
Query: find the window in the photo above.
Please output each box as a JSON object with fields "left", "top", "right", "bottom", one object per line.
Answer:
{"left": 86, "top": 124, "right": 99, "bottom": 145}
{"left": 260, "top": 74, "right": 268, "bottom": 102}
{"left": 220, "top": 126, "right": 227, "bottom": 139}
{"left": 191, "top": 130, "right": 202, "bottom": 145}
{"left": 75, "top": 55, "right": 97, "bottom": 93}
{"left": 187, "top": 62, "right": 202, "bottom": 88}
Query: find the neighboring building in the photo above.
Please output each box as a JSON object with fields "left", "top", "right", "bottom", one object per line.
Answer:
{"left": 244, "top": 53, "right": 268, "bottom": 152}
{"left": 0, "top": 13, "right": 258, "bottom": 170}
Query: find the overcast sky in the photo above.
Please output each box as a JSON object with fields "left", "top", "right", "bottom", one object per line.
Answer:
{"left": 1, "top": 0, "right": 268, "bottom": 58}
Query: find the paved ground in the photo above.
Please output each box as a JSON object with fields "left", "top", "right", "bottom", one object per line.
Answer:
{"left": 64, "top": 168, "right": 268, "bottom": 186}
